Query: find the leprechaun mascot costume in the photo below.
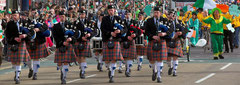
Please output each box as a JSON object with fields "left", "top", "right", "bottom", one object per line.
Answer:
{"left": 203, "top": 8, "right": 231, "bottom": 60}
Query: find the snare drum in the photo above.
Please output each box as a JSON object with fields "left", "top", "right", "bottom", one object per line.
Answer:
{"left": 135, "top": 34, "right": 144, "bottom": 46}
{"left": 91, "top": 37, "right": 103, "bottom": 50}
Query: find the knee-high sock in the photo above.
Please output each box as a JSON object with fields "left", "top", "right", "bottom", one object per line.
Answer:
{"left": 105, "top": 63, "right": 110, "bottom": 69}
{"left": 149, "top": 62, "right": 157, "bottom": 73}
{"left": 137, "top": 56, "right": 143, "bottom": 66}
{"left": 80, "top": 62, "right": 87, "bottom": 74}
{"left": 110, "top": 62, "right": 117, "bottom": 76}
{"left": 156, "top": 62, "right": 163, "bottom": 78}
{"left": 26, "top": 60, "right": 33, "bottom": 70}
{"left": 33, "top": 61, "right": 40, "bottom": 74}
{"left": 126, "top": 60, "right": 133, "bottom": 72}
{"left": 98, "top": 55, "right": 103, "bottom": 64}
{"left": 167, "top": 60, "right": 172, "bottom": 68}
{"left": 57, "top": 65, "right": 62, "bottom": 71}
{"left": 15, "top": 66, "right": 21, "bottom": 79}
{"left": 62, "top": 65, "right": 69, "bottom": 78}
{"left": 118, "top": 61, "right": 123, "bottom": 70}
{"left": 172, "top": 60, "right": 179, "bottom": 73}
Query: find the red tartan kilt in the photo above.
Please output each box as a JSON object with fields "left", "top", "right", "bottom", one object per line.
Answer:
{"left": 167, "top": 40, "right": 183, "bottom": 57}
{"left": 27, "top": 43, "right": 50, "bottom": 59}
{"left": 136, "top": 45, "right": 147, "bottom": 56}
{"left": 102, "top": 41, "right": 123, "bottom": 62}
{"left": 54, "top": 44, "right": 76, "bottom": 63}
{"left": 7, "top": 42, "right": 31, "bottom": 62}
{"left": 121, "top": 41, "right": 137, "bottom": 59}
{"left": 74, "top": 42, "right": 91, "bottom": 57}
{"left": 147, "top": 40, "right": 167, "bottom": 61}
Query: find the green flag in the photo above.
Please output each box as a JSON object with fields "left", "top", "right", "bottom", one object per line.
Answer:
{"left": 144, "top": 5, "right": 152, "bottom": 16}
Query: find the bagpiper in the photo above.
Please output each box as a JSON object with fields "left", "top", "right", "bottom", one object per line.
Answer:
{"left": 136, "top": 12, "right": 147, "bottom": 71}
{"left": 121, "top": 10, "right": 140, "bottom": 77}
{"left": 5, "top": 10, "right": 32, "bottom": 84}
{"left": 52, "top": 11, "right": 77, "bottom": 84}
{"left": 74, "top": 10, "right": 97, "bottom": 79}
{"left": 145, "top": 7, "right": 172, "bottom": 83}
{"left": 25, "top": 9, "right": 51, "bottom": 80}
{"left": 101, "top": 5, "right": 127, "bottom": 83}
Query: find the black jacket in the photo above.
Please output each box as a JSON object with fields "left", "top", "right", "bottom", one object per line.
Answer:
{"left": 145, "top": 17, "right": 172, "bottom": 41}
{"left": 101, "top": 15, "right": 127, "bottom": 42}
{"left": 6, "top": 20, "right": 23, "bottom": 45}
{"left": 52, "top": 22, "right": 66, "bottom": 48}
{"left": 75, "top": 18, "right": 97, "bottom": 42}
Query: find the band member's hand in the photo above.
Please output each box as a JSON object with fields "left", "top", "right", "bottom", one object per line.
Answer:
{"left": 128, "top": 36, "right": 133, "bottom": 41}
{"left": 34, "top": 28, "right": 40, "bottom": 32}
{"left": 144, "top": 40, "right": 148, "bottom": 45}
{"left": 114, "top": 29, "right": 121, "bottom": 34}
{"left": 177, "top": 32, "right": 182, "bottom": 36}
{"left": 158, "top": 32, "right": 167, "bottom": 37}
{"left": 111, "top": 32, "right": 117, "bottom": 37}
{"left": 152, "top": 36, "right": 160, "bottom": 41}
{"left": 14, "top": 37, "right": 21, "bottom": 42}
{"left": 85, "top": 33, "right": 91, "bottom": 37}
{"left": 63, "top": 41, "right": 68, "bottom": 46}
{"left": 82, "top": 37, "right": 88, "bottom": 41}
{"left": 19, "top": 34, "right": 27, "bottom": 39}
{"left": 67, "top": 38, "right": 72, "bottom": 42}
{"left": 131, "top": 33, "right": 136, "bottom": 38}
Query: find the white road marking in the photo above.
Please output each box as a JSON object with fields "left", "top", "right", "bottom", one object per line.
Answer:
{"left": 67, "top": 74, "right": 97, "bottom": 83}
{"left": 195, "top": 73, "right": 216, "bottom": 83}
{"left": 220, "top": 63, "right": 232, "bottom": 70}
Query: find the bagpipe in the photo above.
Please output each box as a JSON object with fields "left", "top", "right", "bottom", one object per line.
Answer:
{"left": 113, "top": 20, "right": 126, "bottom": 38}
{"left": 135, "top": 21, "right": 146, "bottom": 46}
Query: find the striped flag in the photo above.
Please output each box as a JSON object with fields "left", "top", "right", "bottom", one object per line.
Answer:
{"left": 193, "top": 0, "right": 216, "bottom": 9}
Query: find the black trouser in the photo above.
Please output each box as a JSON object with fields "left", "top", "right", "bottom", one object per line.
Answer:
{"left": 224, "top": 30, "right": 234, "bottom": 51}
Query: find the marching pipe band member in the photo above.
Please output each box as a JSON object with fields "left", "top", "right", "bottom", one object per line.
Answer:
{"left": 101, "top": 5, "right": 127, "bottom": 83}
{"left": 75, "top": 10, "right": 97, "bottom": 79}
{"left": 166, "top": 10, "right": 186, "bottom": 77}
{"left": 203, "top": 8, "right": 231, "bottom": 60}
{"left": 136, "top": 12, "right": 147, "bottom": 71}
{"left": 121, "top": 10, "right": 140, "bottom": 77}
{"left": 25, "top": 11, "right": 51, "bottom": 80}
{"left": 5, "top": 10, "right": 31, "bottom": 84}
{"left": 52, "top": 11, "right": 77, "bottom": 84}
{"left": 145, "top": 7, "right": 171, "bottom": 83}
{"left": 94, "top": 13, "right": 104, "bottom": 72}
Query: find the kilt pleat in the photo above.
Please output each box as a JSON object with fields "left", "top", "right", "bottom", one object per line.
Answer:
{"left": 147, "top": 40, "right": 167, "bottom": 61}
{"left": 7, "top": 42, "right": 31, "bottom": 62}
{"left": 136, "top": 45, "right": 147, "bottom": 56}
{"left": 74, "top": 42, "right": 91, "bottom": 57}
{"left": 121, "top": 41, "right": 137, "bottom": 59}
{"left": 54, "top": 44, "right": 76, "bottom": 63}
{"left": 27, "top": 43, "right": 50, "bottom": 59}
{"left": 167, "top": 40, "right": 183, "bottom": 57}
{"left": 102, "top": 41, "right": 123, "bottom": 61}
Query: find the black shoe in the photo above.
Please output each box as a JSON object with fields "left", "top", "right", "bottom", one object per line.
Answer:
{"left": 61, "top": 77, "right": 66, "bottom": 84}
{"left": 231, "top": 49, "right": 233, "bottom": 53}
{"left": 213, "top": 57, "right": 219, "bottom": 60}
{"left": 168, "top": 68, "right": 173, "bottom": 75}
{"left": 15, "top": 78, "right": 20, "bottom": 84}
{"left": 109, "top": 76, "right": 114, "bottom": 83}
{"left": 219, "top": 55, "right": 224, "bottom": 59}
{"left": 108, "top": 71, "right": 111, "bottom": 78}
{"left": 80, "top": 70, "right": 85, "bottom": 79}
{"left": 173, "top": 71, "right": 177, "bottom": 77}
{"left": 152, "top": 70, "right": 157, "bottom": 81}
{"left": 118, "top": 69, "right": 123, "bottom": 73}
{"left": 32, "top": 73, "right": 37, "bottom": 80}
{"left": 97, "top": 63, "right": 100, "bottom": 70}
{"left": 28, "top": 69, "right": 33, "bottom": 78}
{"left": 137, "top": 65, "right": 142, "bottom": 71}
{"left": 157, "top": 77, "right": 162, "bottom": 83}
